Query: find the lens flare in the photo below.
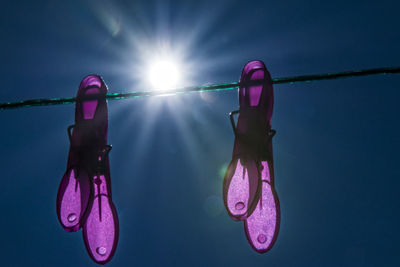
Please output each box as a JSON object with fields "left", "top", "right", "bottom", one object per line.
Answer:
{"left": 147, "top": 60, "right": 181, "bottom": 90}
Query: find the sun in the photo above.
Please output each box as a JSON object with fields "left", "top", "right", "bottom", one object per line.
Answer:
{"left": 147, "top": 60, "right": 181, "bottom": 90}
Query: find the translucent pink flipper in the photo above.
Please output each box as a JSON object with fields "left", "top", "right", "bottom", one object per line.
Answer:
{"left": 244, "top": 161, "right": 280, "bottom": 253}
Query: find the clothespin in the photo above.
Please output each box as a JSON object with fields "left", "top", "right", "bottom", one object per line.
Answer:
{"left": 56, "top": 75, "right": 119, "bottom": 264}
{"left": 223, "top": 60, "right": 280, "bottom": 253}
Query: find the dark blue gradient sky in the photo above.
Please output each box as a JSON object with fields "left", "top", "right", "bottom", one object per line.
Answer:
{"left": 1, "top": 0, "right": 400, "bottom": 266}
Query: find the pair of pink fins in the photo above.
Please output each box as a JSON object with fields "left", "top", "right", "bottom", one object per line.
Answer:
{"left": 56, "top": 75, "right": 118, "bottom": 265}
{"left": 223, "top": 60, "right": 280, "bottom": 253}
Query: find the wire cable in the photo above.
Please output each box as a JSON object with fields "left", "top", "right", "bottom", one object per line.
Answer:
{"left": 1, "top": 66, "right": 399, "bottom": 110}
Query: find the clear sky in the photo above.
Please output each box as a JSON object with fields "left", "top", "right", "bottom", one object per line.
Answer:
{"left": 1, "top": 0, "right": 399, "bottom": 266}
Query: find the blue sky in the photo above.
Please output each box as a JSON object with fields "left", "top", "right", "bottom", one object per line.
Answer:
{"left": 0, "top": 0, "right": 399, "bottom": 266}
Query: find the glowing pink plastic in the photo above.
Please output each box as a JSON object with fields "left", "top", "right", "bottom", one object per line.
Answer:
{"left": 57, "top": 169, "right": 90, "bottom": 231}
{"left": 223, "top": 60, "right": 280, "bottom": 253}
{"left": 83, "top": 174, "right": 118, "bottom": 264}
{"left": 56, "top": 75, "right": 118, "bottom": 264}
{"left": 244, "top": 161, "right": 279, "bottom": 253}
{"left": 224, "top": 158, "right": 260, "bottom": 220}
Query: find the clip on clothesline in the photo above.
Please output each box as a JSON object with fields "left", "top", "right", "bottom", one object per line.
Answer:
{"left": 57, "top": 75, "right": 118, "bottom": 264}
{"left": 3, "top": 61, "right": 399, "bottom": 265}
{"left": 56, "top": 62, "right": 283, "bottom": 264}
{"left": 0, "top": 66, "right": 399, "bottom": 110}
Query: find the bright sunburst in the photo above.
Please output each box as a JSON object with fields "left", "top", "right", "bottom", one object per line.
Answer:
{"left": 147, "top": 59, "right": 181, "bottom": 90}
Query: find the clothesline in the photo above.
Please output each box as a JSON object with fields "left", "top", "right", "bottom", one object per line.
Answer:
{"left": 1, "top": 66, "right": 399, "bottom": 110}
